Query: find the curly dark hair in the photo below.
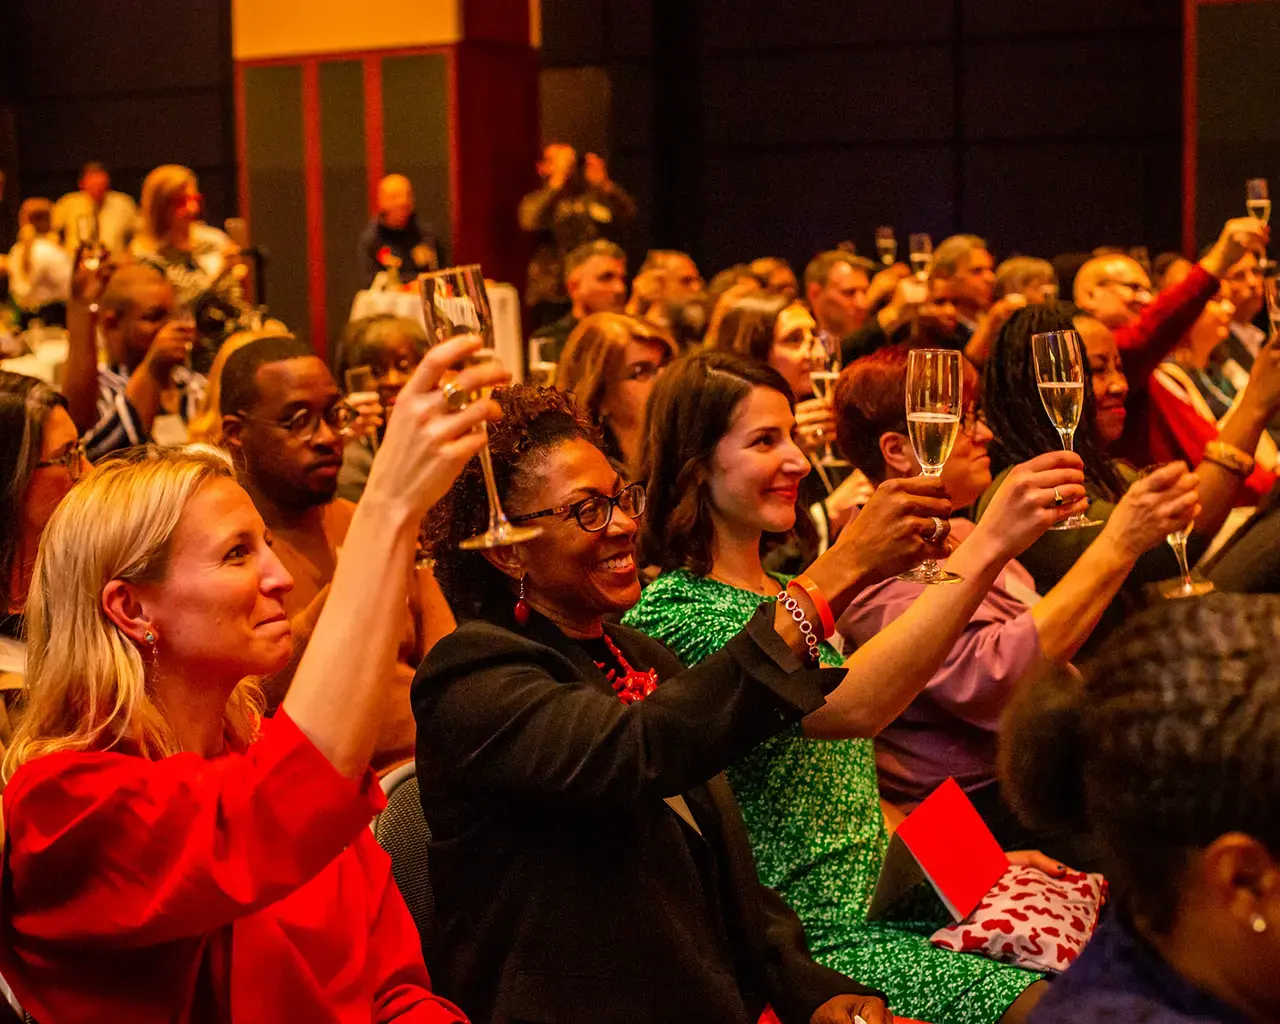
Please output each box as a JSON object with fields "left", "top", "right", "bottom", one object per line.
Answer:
{"left": 982, "top": 301, "right": 1128, "bottom": 501}
{"left": 423, "top": 385, "right": 603, "bottom": 619}
{"left": 1000, "top": 593, "right": 1280, "bottom": 933}
{"left": 635, "top": 350, "right": 813, "bottom": 575}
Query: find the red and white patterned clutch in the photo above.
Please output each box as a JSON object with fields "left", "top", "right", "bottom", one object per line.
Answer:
{"left": 929, "top": 864, "right": 1108, "bottom": 973}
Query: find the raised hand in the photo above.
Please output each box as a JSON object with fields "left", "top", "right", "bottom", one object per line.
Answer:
{"left": 1101, "top": 462, "right": 1198, "bottom": 560}
{"left": 1201, "top": 216, "right": 1270, "bottom": 277}
{"left": 969, "top": 451, "right": 1088, "bottom": 559}
{"left": 364, "top": 334, "right": 509, "bottom": 518}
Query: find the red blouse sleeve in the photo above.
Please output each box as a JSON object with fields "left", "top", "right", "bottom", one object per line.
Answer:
{"left": 1116, "top": 266, "right": 1220, "bottom": 382}
{"left": 360, "top": 837, "right": 467, "bottom": 1023}
{"left": 3, "top": 710, "right": 383, "bottom": 949}
{"left": 1149, "top": 375, "right": 1277, "bottom": 504}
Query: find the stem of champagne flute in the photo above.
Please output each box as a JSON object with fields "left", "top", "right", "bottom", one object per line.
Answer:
{"left": 1060, "top": 429, "right": 1075, "bottom": 453}
{"left": 1171, "top": 533, "right": 1194, "bottom": 592}
{"left": 476, "top": 426, "right": 514, "bottom": 535}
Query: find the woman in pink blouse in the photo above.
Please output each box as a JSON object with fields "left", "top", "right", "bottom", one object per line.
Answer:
{"left": 832, "top": 344, "right": 1194, "bottom": 848}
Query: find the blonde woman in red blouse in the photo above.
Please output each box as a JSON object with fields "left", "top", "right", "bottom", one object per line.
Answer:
{"left": 0, "top": 335, "right": 503, "bottom": 1024}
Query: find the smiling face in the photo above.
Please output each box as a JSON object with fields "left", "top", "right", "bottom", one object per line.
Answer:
{"left": 504, "top": 438, "right": 643, "bottom": 624}
{"left": 133, "top": 478, "right": 294, "bottom": 684}
{"left": 1077, "top": 314, "right": 1129, "bottom": 448}
{"left": 769, "top": 303, "right": 820, "bottom": 399}
{"left": 707, "top": 386, "right": 810, "bottom": 541}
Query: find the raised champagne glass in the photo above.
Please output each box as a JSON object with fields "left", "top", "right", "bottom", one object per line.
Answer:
{"left": 908, "top": 233, "right": 932, "bottom": 280}
{"left": 875, "top": 226, "right": 898, "bottom": 268}
{"left": 1248, "top": 178, "right": 1271, "bottom": 225}
{"left": 419, "top": 264, "right": 543, "bottom": 550}
{"left": 344, "top": 365, "right": 380, "bottom": 453}
{"left": 807, "top": 342, "right": 847, "bottom": 493}
{"left": 898, "top": 347, "right": 963, "bottom": 584}
{"left": 1031, "top": 329, "right": 1103, "bottom": 530}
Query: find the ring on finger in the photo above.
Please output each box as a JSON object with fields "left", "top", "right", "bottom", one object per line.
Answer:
{"left": 442, "top": 381, "right": 470, "bottom": 411}
{"left": 928, "top": 516, "right": 947, "bottom": 543}
{"left": 1053, "top": 487, "right": 1065, "bottom": 508}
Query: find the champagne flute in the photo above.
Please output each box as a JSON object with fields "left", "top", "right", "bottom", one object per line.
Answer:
{"left": 806, "top": 344, "right": 848, "bottom": 493}
{"left": 1265, "top": 272, "right": 1280, "bottom": 337}
{"left": 1031, "top": 330, "right": 1103, "bottom": 530}
{"left": 1163, "top": 525, "right": 1214, "bottom": 598}
{"left": 875, "top": 226, "right": 898, "bottom": 268}
{"left": 908, "top": 233, "right": 932, "bottom": 280}
{"left": 344, "top": 365, "right": 381, "bottom": 453}
{"left": 1248, "top": 178, "right": 1271, "bottom": 225}
{"left": 898, "top": 348, "right": 963, "bottom": 584}
{"left": 419, "top": 264, "right": 543, "bottom": 551}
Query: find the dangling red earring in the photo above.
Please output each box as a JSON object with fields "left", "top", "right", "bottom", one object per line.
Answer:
{"left": 514, "top": 574, "right": 530, "bottom": 627}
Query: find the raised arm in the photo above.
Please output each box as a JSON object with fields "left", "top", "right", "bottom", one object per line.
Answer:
{"left": 1029, "top": 462, "right": 1197, "bottom": 661}
{"left": 63, "top": 252, "right": 113, "bottom": 433}
{"left": 801, "top": 452, "right": 1087, "bottom": 739}
{"left": 281, "top": 336, "right": 506, "bottom": 780}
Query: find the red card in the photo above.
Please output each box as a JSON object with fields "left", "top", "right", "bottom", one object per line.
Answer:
{"left": 894, "top": 778, "right": 1009, "bottom": 920}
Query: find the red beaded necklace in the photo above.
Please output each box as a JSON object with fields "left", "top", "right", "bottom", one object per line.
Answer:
{"left": 593, "top": 632, "right": 659, "bottom": 704}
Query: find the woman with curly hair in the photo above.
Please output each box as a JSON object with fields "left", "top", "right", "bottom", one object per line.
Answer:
{"left": 978, "top": 301, "right": 1280, "bottom": 649}
{"left": 1002, "top": 593, "right": 1280, "bottom": 1023}
{"left": 0, "top": 336, "right": 500, "bottom": 1024}
{"left": 412, "top": 382, "right": 989, "bottom": 1024}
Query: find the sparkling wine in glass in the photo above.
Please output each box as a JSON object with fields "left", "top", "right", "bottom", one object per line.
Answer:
{"left": 898, "top": 348, "right": 963, "bottom": 584}
{"left": 806, "top": 345, "right": 848, "bottom": 492}
{"left": 419, "top": 264, "right": 543, "bottom": 551}
{"left": 1266, "top": 273, "right": 1280, "bottom": 339}
{"left": 908, "top": 233, "right": 933, "bottom": 280}
{"left": 875, "top": 226, "right": 898, "bottom": 268}
{"left": 1248, "top": 178, "right": 1271, "bottom": 225}
{"left": 1031, "top": 329, "right": 1102, "bottom": 530}
{"left": 344, "top": 365, "right": 380, "bottom": 453}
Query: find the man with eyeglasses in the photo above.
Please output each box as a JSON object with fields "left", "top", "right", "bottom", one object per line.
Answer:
{"left": 218, "top": 334, "right": 454, "bottom": 773}
{"left": 1074, "top": 215, "right": 1268, "bottom": 463}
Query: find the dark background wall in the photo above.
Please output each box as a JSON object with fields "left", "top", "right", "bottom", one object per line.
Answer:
{"left": 539, "top": 0, "right": 1183, "bottom": 276}
{"left": 3, "top": 0, "right": 237, "bottom": 244}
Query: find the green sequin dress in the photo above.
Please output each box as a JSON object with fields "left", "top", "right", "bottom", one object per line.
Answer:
{"left": 623, "top": 570, "right": 1040, "bottom": 1024}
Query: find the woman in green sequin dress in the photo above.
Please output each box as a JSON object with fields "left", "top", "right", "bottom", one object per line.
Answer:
{"left": 624, "top": 351, "right": 1091, "bottom": 1024}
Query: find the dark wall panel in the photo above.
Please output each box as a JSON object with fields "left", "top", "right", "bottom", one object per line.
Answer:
{"left": 1194, "top": 1, "right": 1280, "bottom": 250}
{"left": 243, "top": 64, "right": 309, "bottom": 345}
{"left": 319, "top": 60, "right": 368, "bottom": 357}
{"left": 381, "top": 55, "right": 452, "bottom": 257}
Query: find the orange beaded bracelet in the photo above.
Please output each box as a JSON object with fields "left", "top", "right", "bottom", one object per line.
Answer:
{"left": 787, "top": 574, "right": 835, "bottom": 642}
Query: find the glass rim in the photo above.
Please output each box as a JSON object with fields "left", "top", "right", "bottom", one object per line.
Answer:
{"left": 417, "top": 263, "right": 483, "bottom": 280}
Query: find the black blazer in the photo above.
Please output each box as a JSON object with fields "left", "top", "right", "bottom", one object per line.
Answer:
{"left": 412, "top": 603, "right": 879, "bottom": 1024}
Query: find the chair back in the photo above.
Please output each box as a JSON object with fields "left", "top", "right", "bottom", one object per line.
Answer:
{"left": 371, "top": 762, "right": 435, "bottom": 949}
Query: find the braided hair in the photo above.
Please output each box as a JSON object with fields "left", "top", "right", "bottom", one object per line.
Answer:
{"left": 982, "top": 301, "right": 1128, "bottom": 501}
{"left": 424, "top": 385, "right": 603, "bottom": 620}
{"left": 1000, "top": 593, "right": 1280, "bottom": 933}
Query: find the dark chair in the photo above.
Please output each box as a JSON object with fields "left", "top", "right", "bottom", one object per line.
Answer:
{"left": 371, "top": 763, "right": 435, "bottom": 950}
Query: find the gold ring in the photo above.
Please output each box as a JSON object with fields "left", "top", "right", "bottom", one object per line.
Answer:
{"left": 442, "top": 381, "right": 469, "bottom": 411}
{"left": 1053, "top": 487, "right": 1065, "bottom": 507}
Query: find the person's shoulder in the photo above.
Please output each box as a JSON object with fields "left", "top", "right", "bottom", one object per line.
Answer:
{"left": 418, "top": 618, "right": 557, "bottom": 681}
{"left": 4, "top": 747, "right": 189, "bottom": 813}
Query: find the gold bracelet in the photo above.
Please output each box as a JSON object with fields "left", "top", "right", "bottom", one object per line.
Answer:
{"left": 1204, "top": 440, "right": 1255, "bottom": 477}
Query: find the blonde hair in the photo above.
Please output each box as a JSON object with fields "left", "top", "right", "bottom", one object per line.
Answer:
{"left": 3, "top": 446, "right": 263, "bottom": 781}
{"left": 136, "top": 164, "right": 197, "bottom": 248}
{"left": 187, "top": 327, "right": 294, "bottom": 444}
{"left": 557, "top": 312, "right": 675, "bottom": 418}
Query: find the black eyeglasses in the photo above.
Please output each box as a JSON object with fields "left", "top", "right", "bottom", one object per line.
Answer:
{"left": 36, "top": 440, "right": 86, "bottom": 481}
{"left": 509, "top": 482, "right": 647, "bottom": 533}
{"left": 961, "top": 407, "right": 987, "bottom": 437}
{"left": 237, "top": 401, "right": 358, "bottom": 442}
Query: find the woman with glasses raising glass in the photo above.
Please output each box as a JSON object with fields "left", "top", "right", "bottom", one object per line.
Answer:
{"left": 831, "top": 344, "right": 1194, "bottom": 852}
{"left": 555, "top": 311, "right": 675, "bottom": 474}
{"left": 412, "top": 382, "right": 992, "bottom": 1024}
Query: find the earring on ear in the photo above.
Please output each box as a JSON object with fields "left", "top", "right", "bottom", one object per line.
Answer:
{"left": 514, "top": 575, "right": 530, "bottom": 627}
{"left": 143, "top": 630, "right": 158, "bottom": 662}
{"left": 1252, "top": 914, "right": 1269, "bottom": 935}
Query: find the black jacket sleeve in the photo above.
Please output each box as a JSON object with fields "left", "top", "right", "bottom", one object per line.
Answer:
{"left": 413, "top": 604, "right": 843, "bottom": 809}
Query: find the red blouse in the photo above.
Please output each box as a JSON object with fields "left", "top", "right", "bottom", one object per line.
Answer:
{"left": 0, "top": 711, "right": 467, "bottom": 1024}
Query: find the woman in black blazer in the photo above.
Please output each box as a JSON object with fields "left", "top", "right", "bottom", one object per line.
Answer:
{"left": 413, "top": 385, "right": 955, "bottom": 1024}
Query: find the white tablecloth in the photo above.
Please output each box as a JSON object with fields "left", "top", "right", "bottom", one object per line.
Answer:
{"left": 350, "top": 281, "right": 524, "bottom": 382}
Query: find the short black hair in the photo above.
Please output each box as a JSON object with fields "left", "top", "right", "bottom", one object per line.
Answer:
{"left": 1001, "top": 593, "right": 1280, "bottom": 933}
{"left": 219, "top": 335, "right": 318, "bottom": 416}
